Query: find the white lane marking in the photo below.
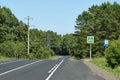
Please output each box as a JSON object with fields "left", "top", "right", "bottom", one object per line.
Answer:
{"left": 48, "top": 64, "right": 58, "bottom": 73}
{"left": 0, "top": 60, "right": 42, "bottom": 76}
{"left": 46, "top": 59, "right": 64, "bottom": 80}
{"left": 0, "top": 60, "right": 26, "bottom": 65}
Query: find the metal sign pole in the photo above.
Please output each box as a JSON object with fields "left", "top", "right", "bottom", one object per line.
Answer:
{"left": 87, "top": 36, "right": 94, "bottom": 61}
{"left": 90, "top": 43, "right": 92, "bottom": 60}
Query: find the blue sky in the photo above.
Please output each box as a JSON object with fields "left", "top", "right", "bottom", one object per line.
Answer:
{"left": 0, "top": 0, "right": 120, "bottom": 35}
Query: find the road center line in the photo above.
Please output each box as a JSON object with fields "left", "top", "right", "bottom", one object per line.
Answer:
{"left": 46, "top": 59, "right": 64, "bottom": 80}
{"left": 48, "top": 64, "right": 58, "bottom": 73}
{"left": 0, "top": 60, "right": 42, "bottom": 76}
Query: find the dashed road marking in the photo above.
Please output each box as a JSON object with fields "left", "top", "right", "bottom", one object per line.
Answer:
{"left": 46, "top": 59, "right": 64, "bottom": 80}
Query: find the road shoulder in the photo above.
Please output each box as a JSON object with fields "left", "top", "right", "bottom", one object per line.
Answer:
{"left": 82, "top": 59, "right": 120, "bottom": 80}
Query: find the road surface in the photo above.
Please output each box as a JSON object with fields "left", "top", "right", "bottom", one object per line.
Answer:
{"left": 0, "top": 56, "right": 105, "bottom": 80}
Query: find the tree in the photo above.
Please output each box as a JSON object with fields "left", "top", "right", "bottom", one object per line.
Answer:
{"left": 46, "top": 30, "right": 62, "bottom": 55}
{"left": 0, "top": 7, "right": 19, "bottom": 27}
{"left": 0, "top": 5, "right": 62, "bottom": 59}
{"left": 61, "top": 34, "right": 77, "bottom": 56}
{"left": 74, "top": 2, "right": 120, "bottom": 58}
{"left": 29, "top": 29, "right": 62, "bottom": 59}
{"left": 0, "top": 6, "right": 27, "bottom": 58}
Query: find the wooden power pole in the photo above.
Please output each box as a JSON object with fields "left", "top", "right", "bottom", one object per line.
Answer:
{"left": 27, "top": 16, "right": 30, "bottom": 55}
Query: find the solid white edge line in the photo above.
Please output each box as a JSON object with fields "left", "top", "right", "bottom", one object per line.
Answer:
{"left": 0, "top": 60, "right": 42, "bottom": 76}
{"left": 0, "top": 60, "right": 26, "bottom": 65}
{"left": 46, "top": 59, "right": 64, "bottom": 80}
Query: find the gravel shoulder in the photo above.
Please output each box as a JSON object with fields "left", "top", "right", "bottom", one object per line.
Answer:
{"left": 82, "top": 59, "right": 120, "bottom": 80}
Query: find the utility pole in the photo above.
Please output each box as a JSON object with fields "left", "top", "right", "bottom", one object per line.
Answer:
{"left": 27, "top": 16, "right": 31, "bottom": 55}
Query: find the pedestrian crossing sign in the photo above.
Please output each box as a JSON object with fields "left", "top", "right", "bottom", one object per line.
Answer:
{"left": 87, "top": 36, "right": 94, "bottom": 44}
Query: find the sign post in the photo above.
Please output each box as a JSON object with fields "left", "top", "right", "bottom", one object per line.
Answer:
{"left": 87, "top": 36, "right": 94, "bottom": 60}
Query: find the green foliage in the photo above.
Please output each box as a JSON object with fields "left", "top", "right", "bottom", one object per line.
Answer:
{"left": 46, "top": 31, "right": 62, "bottom": 55}
{"left": 92, "top": 58, "right": 120, "bottom": 78}
{"left": 0, "top": 6, "right": 28, "bottom": 58}
{"left": 29, "top": 29, "right": 61, "bottom": 59}
{"left": 15, "top": 42, "right": 27, "bottom": 58}
{"left": 0, "top": 56, "right": 15, "bottom": 61}
{"left": 30, "top": 46, "right": 54, "bottom": 59}
{"left": 0, "top": 41, "right": 15, "bottom": 57}
{"left": 1, "top": 2, "right": 120, "bottom": 60}
{"left": 0, "top": 6, "right": 61, "bottom": 59}
{"left": 61, "top": 34, "right": 77, "bottom": 55}
{"left": 74, "top": 2, "right": 120, "bottom": 58}
{"left": 105, "top": 40, "right": 120, "bottom": 68}
{"left": 0, "top": 7, "right": 19, "bottom": 27}
{"left": 0, "top": 41, "right": 27, "bottom": 59}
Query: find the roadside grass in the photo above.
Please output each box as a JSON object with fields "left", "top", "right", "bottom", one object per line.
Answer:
{"left": 70, "top": 56, "right": 81, "bottom": 61}
{"left": 0, "top": 56, "right": 15, "bottom": 61}
{"left": 92, "top": 58, "right": 120, "bottom": 78}
{"left": 47, "top": 55, "right": 60, "bottom": 60}
{"left": 0, "top": 55, "right": 60, "bottom": 61}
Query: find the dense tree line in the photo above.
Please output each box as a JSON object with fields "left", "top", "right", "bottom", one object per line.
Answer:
{"left": 0, "top": 6, "right": 61, "bottom": 59}
{"left": 29, "top": 29, "right": 62, "bottom": 58}
{"left": 0, "top": 6, "right": 28, "bottom": 58}
{"left": 70, "top": 2, "right": 120, "bottom": 68}
{"left": 61, "top": 2, "right": 120, "bottom": 68}
{"left": 73, "top": 2, "right": 120, "bottom": 57}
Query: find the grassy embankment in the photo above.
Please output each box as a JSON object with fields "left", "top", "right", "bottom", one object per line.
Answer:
{"left": 72, "top": 56, "right": 120, "bottom": 78}
{"left": 0, "top": 56, "right": 15, "bottom": 61}
{"left": 47, "top": 55, "right": 60, "bottom": 60}
{"left": 92, "top": 58, "right": 120, "bottom": 78}
{"left": 0, "top": 55, "right": 60, "bottom": 61}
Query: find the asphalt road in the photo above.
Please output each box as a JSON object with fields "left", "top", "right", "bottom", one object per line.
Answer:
{"left": 0, "top": 56, "right": 105, "bottom": 80}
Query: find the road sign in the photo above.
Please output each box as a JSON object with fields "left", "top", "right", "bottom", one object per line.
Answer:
{"left": 87, "top": 36, "right": 94, "bottom": 44}
{"left": 104, "top": 39, "right": 109, "bottom": 47}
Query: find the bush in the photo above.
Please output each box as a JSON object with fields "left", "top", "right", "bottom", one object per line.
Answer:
{"left": 31, "top": 46, "right": 54, "bottom": 59}
{"left": 0, "top": 41, "right": 15, "bottom": 57}
{"left": 105, "top": 40, "right": 120, "bottom": 69}
{"left": 15, "top": 42, "right": 27, "bottom": 58}
{"left": 0, "top": 41, "right": 27, "bottom": 58}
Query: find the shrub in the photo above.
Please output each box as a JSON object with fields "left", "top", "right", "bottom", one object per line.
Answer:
{"left": 15, "top": 42, "right": 27, "bottom": 58}
{"left": 105, "top": 40, "right": 120, "bottom": 69}
{"left": 0, "top": 41, "right": 15, "bottom": 57}
{"left": 32, "top": 46, "right": 54, "bottom": 59}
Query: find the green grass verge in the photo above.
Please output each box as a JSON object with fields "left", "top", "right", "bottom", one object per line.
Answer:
{"left": 0, "top": 56, "right": 15, "bottom": 61}
{"left": 70, "top": 56, "right": 81, "bottom": 61}
{"left": 92, "top": 58, "right": 120, "bottom": 78}
{"left": 47, "top": 55, "right": 60, "bottom": 60}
